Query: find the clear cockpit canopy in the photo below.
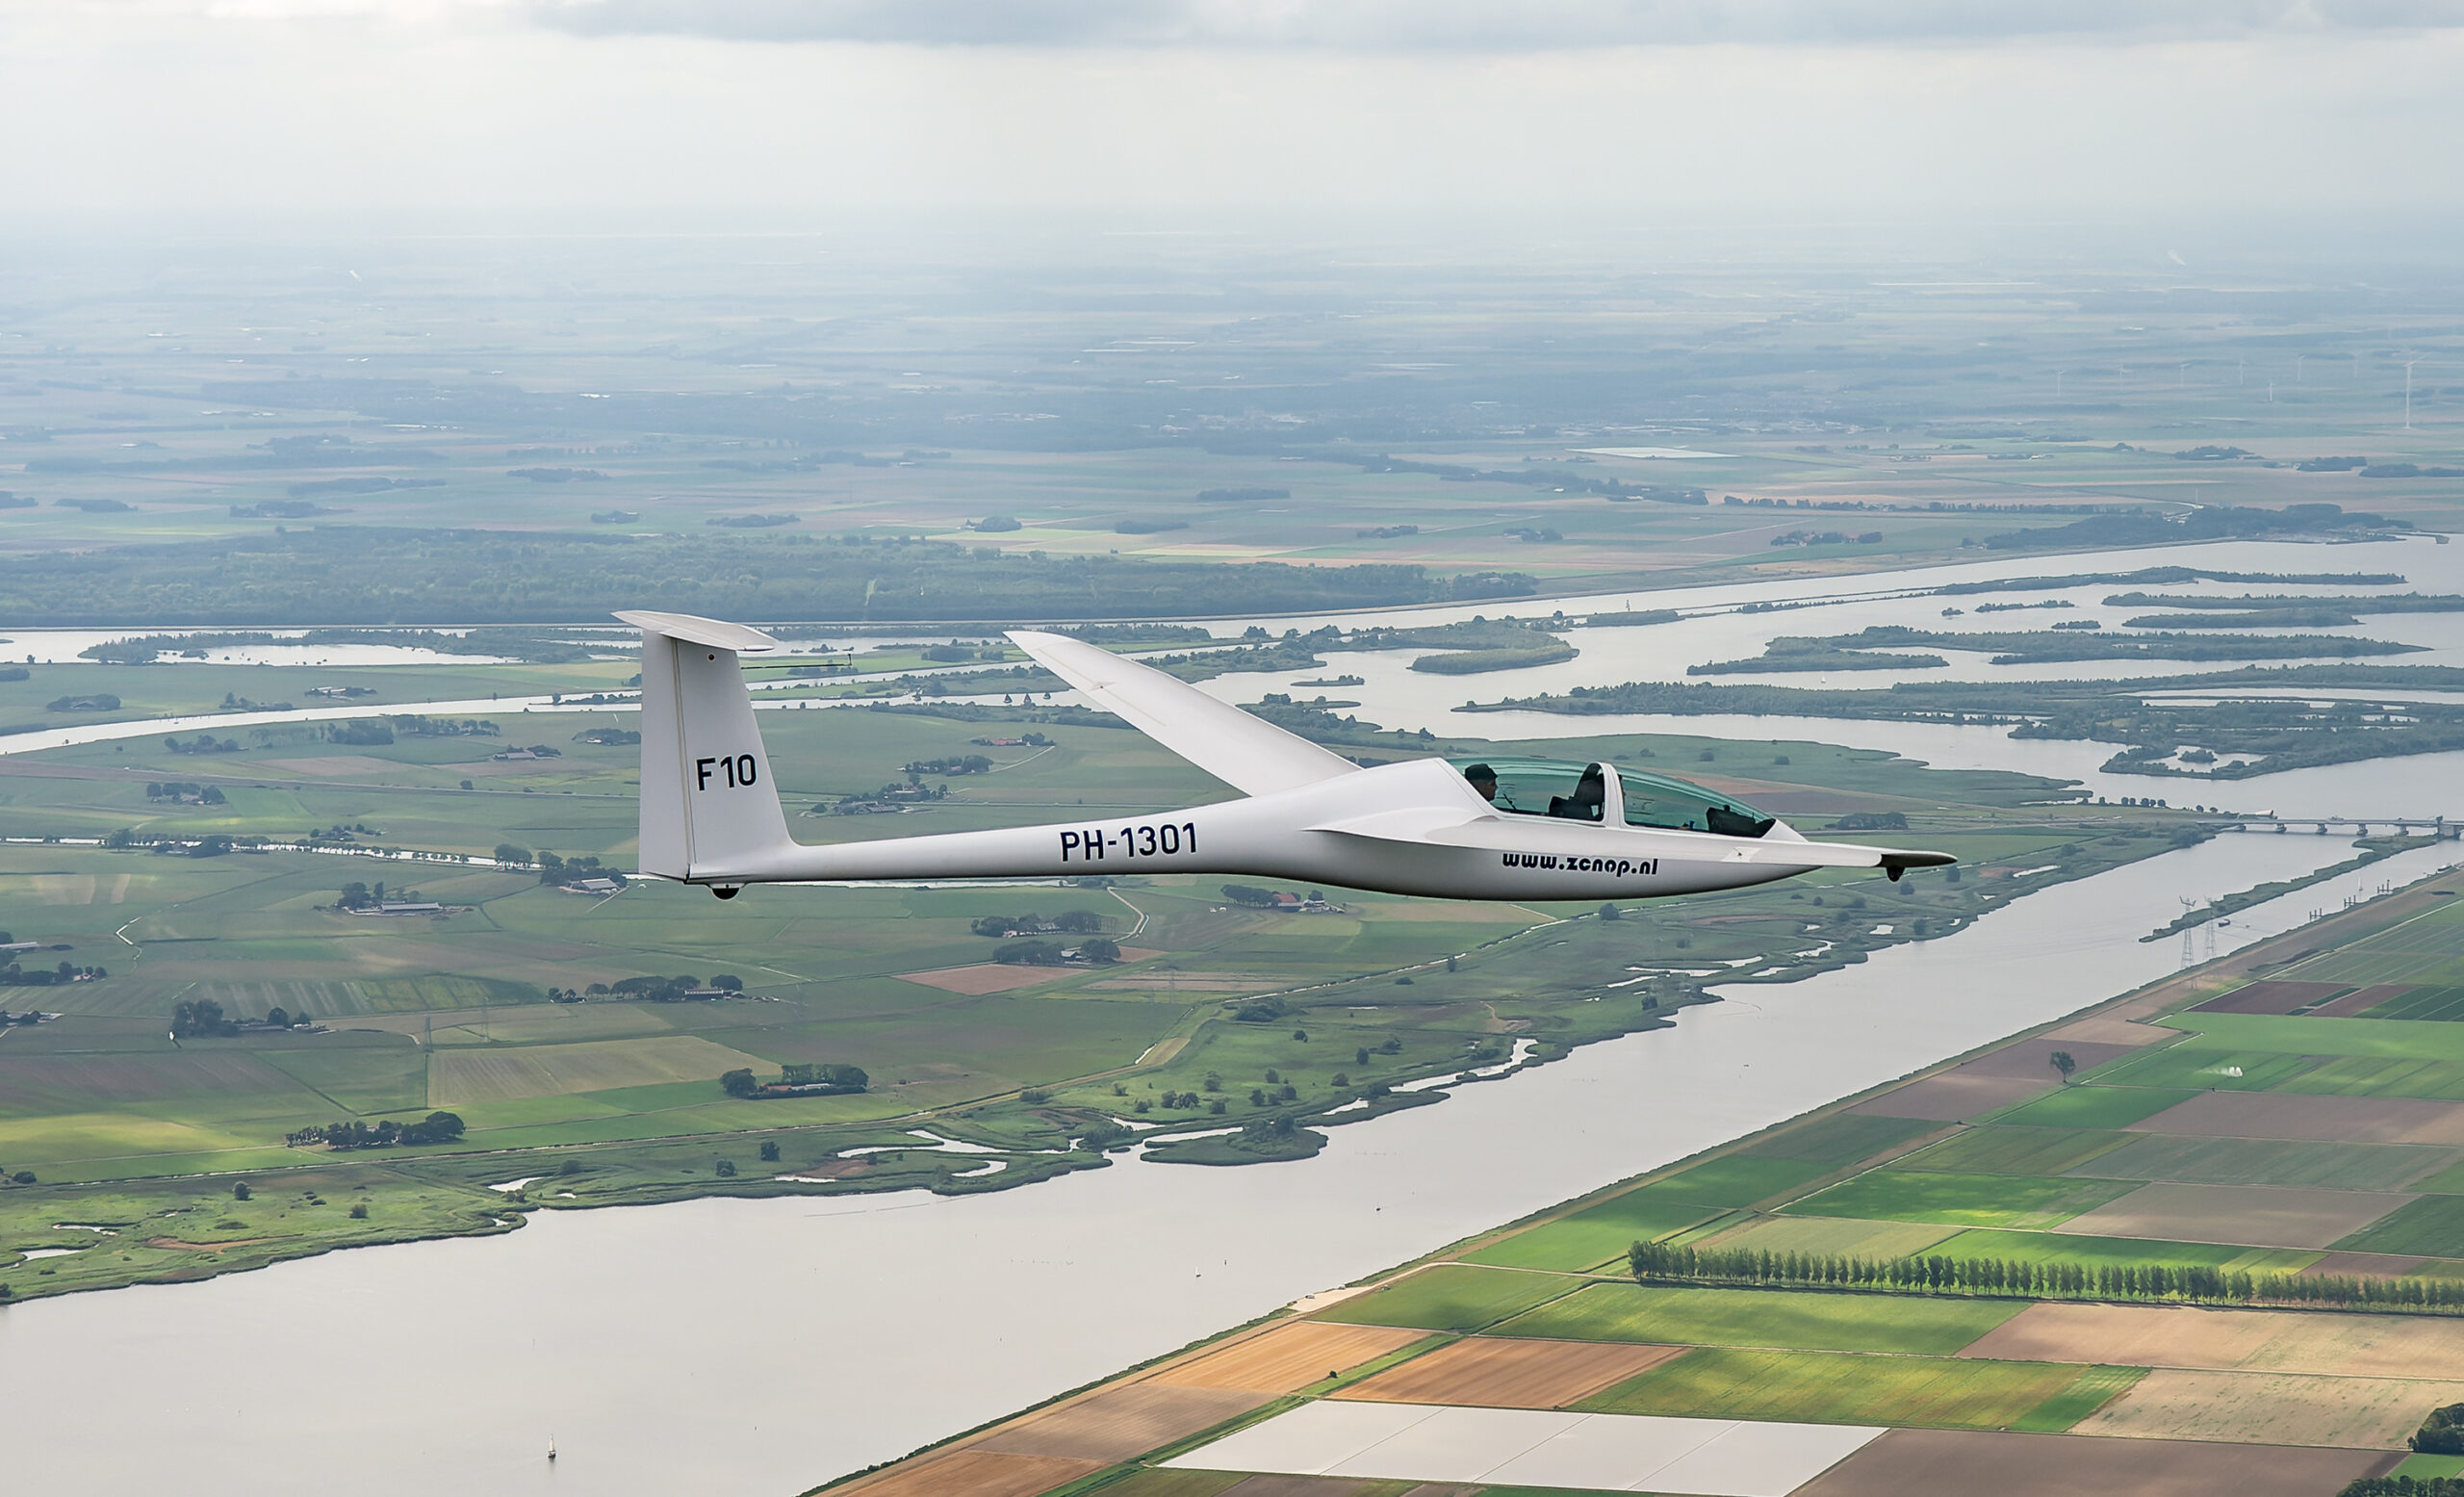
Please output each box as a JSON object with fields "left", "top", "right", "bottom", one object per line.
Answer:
{"left": 1450, "top": 757, "right": 1777, "bottom": 839}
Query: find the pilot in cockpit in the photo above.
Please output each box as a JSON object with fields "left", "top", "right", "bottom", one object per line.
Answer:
{"left": 1549, "top": 764, "right": 1605, "bottom": 822}
{"left": 1463, "top": 763, "right": 1500, "bottom": 804}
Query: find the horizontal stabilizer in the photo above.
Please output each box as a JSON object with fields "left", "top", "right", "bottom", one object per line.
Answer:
{"left": 1009, "top": 630, "right": 1359, "bottom": 798}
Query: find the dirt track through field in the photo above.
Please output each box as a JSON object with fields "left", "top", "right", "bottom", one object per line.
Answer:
{"left": 1148, "top": 1322, "right": 1426, "bottom": 1393}
{"left": 1791, "top": 1428, "right": 2392, "bottom": 1497}
{"left": 1961, "top": 1301, "right": 2464, "bottom": 1378}
{"left": 1331, "top": 1336, "right": 1685, "bottom": 1409}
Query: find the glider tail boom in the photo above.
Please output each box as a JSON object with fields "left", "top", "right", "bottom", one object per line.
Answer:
{"left": 620, "top": 610, "right": 794, "bottom": 882}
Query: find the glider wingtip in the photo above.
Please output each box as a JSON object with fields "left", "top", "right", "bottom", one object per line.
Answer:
{"left": 615, "top": 610, "right": 782, "bottom": 654}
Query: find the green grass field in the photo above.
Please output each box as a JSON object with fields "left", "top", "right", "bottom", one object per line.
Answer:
{"left": 1924, "top": 1228, "right": 2319, "bottom": 1273}
{"left": 2076, "top": 1046, "right": 2323, "bottom": 1092}
{"left": 1781, "top": 1170, "right": 2138, "bottom": 1229}
{"left": 1463, "top": 1194, "right": 1727, "bottom": 1272}
{"left": 1575, "top": 1346, "right": 2142, "bottom": 1432}
{"left": 2076, "top": 1133, "right": 2454, "bottom": 1190}
{"left": 2331, "top": 1195, "right": 2464, "bottom": 1256}
{"left": 1493, "top": 1283, "right": 2024, "bottom": 1355}
{"left": 1739, "top": 1113, "right": 1939, "bottom": 1167}
{"left": 1894, "top": 1126, "right": 2134, "bottom": 1177}
{"left": 2154, "top": 1012, "right": 2464, "bottom": 1061}
{"left": 1312, "top": 1265, "right": 1586, "bottom": 1332}
{"left": 1987, "top": 1085, "right": 2195, "bottom": 1129}
{"left": 1629, "top": 1155, "right": 1837, "bottom": 1209}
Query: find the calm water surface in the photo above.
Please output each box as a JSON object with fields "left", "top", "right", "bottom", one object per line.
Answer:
{"left": 4, "top": 835, "right": 2454, "bottom": 1497}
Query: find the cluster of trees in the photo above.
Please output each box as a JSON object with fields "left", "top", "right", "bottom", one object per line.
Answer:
{"left": 1630, "top": 1240, "right": 2464, "bottom": 1311}
{"left": 1988, "top": 502, "right": 2403, "bottom": 552}
{"left": 144, "top": 783, "right": 226, "bottom": 804}
{"left": 1220, "top": 885, "right": 1296, "bottom": 908}
{"left": 970, "top": 910, "right": 1109, "bottom": 938}
{"left": 905, "top": 755, "right": 993, "bottom": 776}
{"left": 572, "top": 727, "right": 638, "bottom": 745}
{"left": 535, "top": 852, "right": 622, "bottom": 889}
{"left": 719, "top": 1063, "right": 867, "bottom": 1097}
{"left": 995, "top": 938, "right": 1119, "bottom": 966}
{"left": 0, "top": 527, "right": 1513, "bottom": 625}
{"left": 288, "top": 1112, "right": 465, "bottom": 1149}
{"left": 329, "top": 721, "right": 394, "bottom": 746}
{"left": 579, "top": 973, "right": 733, "bottom": 1002}
{"left": 171, "top": 997, "right": 239, "bottom": 1037}
{"left": 47, "top": 693, "right": 121, "bottom": 711}
{"left": 5, "top": 959, "right": 102, "bottom": 987}
{"left": 2414, "top": 1404, "right": 2464, "bottom": 1455}
{"left": 2337, "top": 1479, "right": 2464, "bottom": 1497}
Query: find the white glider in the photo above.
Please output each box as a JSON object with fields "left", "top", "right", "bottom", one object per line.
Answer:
{"left": 621, "top": 610, "right": 1954, "bottom": 901}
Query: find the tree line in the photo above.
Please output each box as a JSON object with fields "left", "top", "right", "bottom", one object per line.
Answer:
{"left": 1630, "top": 1240, "right": 2464, "bottom": 1312}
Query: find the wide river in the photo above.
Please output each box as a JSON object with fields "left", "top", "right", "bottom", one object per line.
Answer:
{"left": 6, "top": 537, "right": 2464, "bottom": 1494}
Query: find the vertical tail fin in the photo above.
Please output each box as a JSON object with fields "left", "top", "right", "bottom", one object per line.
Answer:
{"left": 618, "top": 611, "right": 794, "bottom": 882}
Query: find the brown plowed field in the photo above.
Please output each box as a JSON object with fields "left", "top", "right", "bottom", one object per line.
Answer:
{"left": 1791, "top": 1428, "right": 2392, "bottom": 1497}
{"left": 1947, "top": 1041, "right": 2141, "bottom": 1080}
{"left": 974, "top": 1384, "right": 1269, "bottom": 1462}
{"left": 2193, "top": 981, "right": 2351, "bottom": 1015}
{"left": 1331, "top": 1335, "right": 1684, "bottom": 1409}
{"left": 2075, "top": 1368, "right": 2464, "bottom": 1449}
{"left": 840, "top": 1450, "right": 1101, "bottom": 1497}
{"left": 2046, "top": 1017, "right": 2177, "bottom": 1046}
{"left": 1148, "top": 1322, "right": 1426, "bottom": 1393}
{"left": 894, "top": 964, "right": 1066, "bottom": 994}
{"left": 1961, "top": 1301, "right": 2464, "bottom": 1378}
{"left": 2053, "top": 1181, "right": 2412, "bottom": 1249}
{"left": 1850, "top": 1072, "right": 2052, "bottom": 1123}
{"left": 2129, "top": 1092, "right": 2464, "bottom": 1146}
{"left": 2312, "top": 986, "right": 2421, "bottom": 1019}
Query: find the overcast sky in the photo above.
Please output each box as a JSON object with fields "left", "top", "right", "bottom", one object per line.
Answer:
{"left": 5, "top": 0, "right": 2461, "bottom": 240}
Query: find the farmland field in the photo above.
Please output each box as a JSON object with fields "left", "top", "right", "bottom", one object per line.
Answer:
{"left": 1893, "top": 1126, "right": 2134, "bottom": 1177}
{"left": 1333, "top": 1336, "right": 1685, "bottom": 1409}
{"left": 1311, "top": 1266, "right": 1585, "bottom": 1332}
{"left": 1962, "top": 1301, "right": 2464, "bottom": 1377}
{"left": 2076, "top": 1368, "right": 2464, "bottom": 1448}
{"left": 1461, "top": 1193, "right": 1725, "bottom": 1271}
{"left": 1783, "top": 1170, "right": 2137, "bottom": 1228}
{"left": 1574, "top": 1347, "right": 2137, "bottom": 1432}
{"left": 1988, "top": 1085, "right": 2196, "bottom": 1130}
{"left": 1493, "top": 1284, "right": 2025, "bottom": 1355}
{"left": 2072, "top": 1133, "right": 2453, "bottom": 1190}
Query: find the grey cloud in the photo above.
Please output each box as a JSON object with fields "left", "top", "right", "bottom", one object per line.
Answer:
{"left": 527, "top": 0, "right": 2464, "bottom": 48}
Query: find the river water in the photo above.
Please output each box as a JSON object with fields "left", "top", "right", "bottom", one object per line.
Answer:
{"left": 2, "top": 834, "right": 2456, "bottom": 1496}
{"left": 7, "top": 535, "right": 2464, "bottom": 1492}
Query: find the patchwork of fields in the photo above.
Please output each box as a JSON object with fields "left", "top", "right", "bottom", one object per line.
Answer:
{"left": 0, "top": 701, "right": 2132, "bottom": 1302}
{"left": 825, "top": 870, "right": 2464, "bottom": 1497}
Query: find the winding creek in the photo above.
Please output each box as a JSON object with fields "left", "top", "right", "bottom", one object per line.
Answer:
{"left": 6, "top": 536, "right": 2464, "bottom": 1493}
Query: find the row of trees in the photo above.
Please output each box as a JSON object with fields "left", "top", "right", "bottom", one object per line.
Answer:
{"left": 287, "top": 1112, "right": 465, "bottom": 1149}
{"left": 719, "top": 1064, "right": 867, "bottom": 1098}
{"left": 5, "top": 961, "right": 102, "bottom": 986}
{"left": 994, "top": 938, "right": 1118, "bottom": 966}
{"left": 1630, "top": 1240, "right": 2464, "bottom": 1312}
{"left": 970, "top": 910, "right": 1108, "bottom": 937}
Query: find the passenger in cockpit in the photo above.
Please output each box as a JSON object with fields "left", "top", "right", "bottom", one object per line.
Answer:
{"left": 1463, "top": 763, "right": 1500, "bottom": 804}
{"left": 1549, "top": 764, "right": 1605, "bottom": 822}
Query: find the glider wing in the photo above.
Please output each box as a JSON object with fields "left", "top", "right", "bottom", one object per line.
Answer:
{"left": 1009, "top": 630, "right": 1361, "bottom": 797}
